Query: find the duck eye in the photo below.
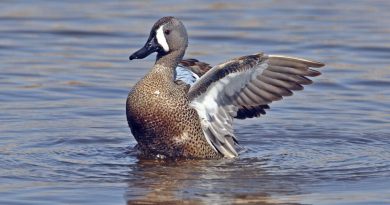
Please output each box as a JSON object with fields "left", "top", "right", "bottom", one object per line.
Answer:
{"left": 164, "top": 30, "right": 170, "bottom": 35}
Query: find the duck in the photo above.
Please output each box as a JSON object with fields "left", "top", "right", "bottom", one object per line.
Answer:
{"left": 126, "top": 16, "right": 324, "bottom": 159}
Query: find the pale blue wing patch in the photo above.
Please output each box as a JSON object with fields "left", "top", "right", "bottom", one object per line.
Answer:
{"left": 175, "top": 66, "right": 199, "bottom": 86}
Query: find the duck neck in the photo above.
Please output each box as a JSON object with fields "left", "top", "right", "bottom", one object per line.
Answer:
{"left": 153, "top": 49, "right": 185, "bottom": 80}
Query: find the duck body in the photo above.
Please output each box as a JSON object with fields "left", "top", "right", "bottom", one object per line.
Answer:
{"left": 126, "top": 64, "right": 220, "bottom": 159}
{"left": 126, "top": 16, "right": 324, "bottom": 159}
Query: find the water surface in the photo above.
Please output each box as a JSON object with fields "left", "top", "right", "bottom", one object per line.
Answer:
{"left": 0, "top": 0, "right": 389, "bottom": 204}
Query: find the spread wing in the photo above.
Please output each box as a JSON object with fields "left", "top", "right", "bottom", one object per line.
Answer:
{"left": 188, "top": 53, "right": 325, "bottom": 158}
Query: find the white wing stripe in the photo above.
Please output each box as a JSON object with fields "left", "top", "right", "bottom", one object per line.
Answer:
{"left": 190, "top": 70, "right": 253, "bottom": 158}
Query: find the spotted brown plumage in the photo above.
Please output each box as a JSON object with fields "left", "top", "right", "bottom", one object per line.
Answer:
{"left": 127, "top": 16, "right": 325, "bottom": 159}
{"left": 126, "top": 65, "right": 220, "bottom": 159}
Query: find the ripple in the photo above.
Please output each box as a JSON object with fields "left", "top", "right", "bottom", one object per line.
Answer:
{"left": 193, "top": 35, "right": 294, "bottom": 46}
{"left": 348, "top": 79, "right": 390, "bottom": 87}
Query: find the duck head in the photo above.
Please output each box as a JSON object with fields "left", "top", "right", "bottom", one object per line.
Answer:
{"left": 129, "top": 16, "right": 188, "bottom": 60}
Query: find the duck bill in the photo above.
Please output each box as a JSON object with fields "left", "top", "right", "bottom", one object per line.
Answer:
{"left": 129, "top": 36, "right": 160, "bottom": 60}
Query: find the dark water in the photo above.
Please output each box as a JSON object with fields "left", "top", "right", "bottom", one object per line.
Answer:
{"left": 1, "top": 0, "right": 389, "bottom": 204}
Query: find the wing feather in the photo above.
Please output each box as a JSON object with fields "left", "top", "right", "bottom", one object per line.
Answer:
{"left": 246, "top": 83, "right": 274, "bottom": 102}
{"left": 262, "top": 70, "right": 313, "bottom": 85}
{"left": 258, "top": 75, "right": 304, "bottom": 91}
{"left": 188, "top": 53, "right": 324, "bottom": 158}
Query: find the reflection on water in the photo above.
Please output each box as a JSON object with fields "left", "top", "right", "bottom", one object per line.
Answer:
{"left": 125, "top": 158, "right": 303, "bottom": 205}
{"left": 0, "top": 0, "right": 389, "bottom": 204}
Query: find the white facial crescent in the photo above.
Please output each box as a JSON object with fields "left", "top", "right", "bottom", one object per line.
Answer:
{"left": 156, "top": 25, "right": 169, "bottom": 52}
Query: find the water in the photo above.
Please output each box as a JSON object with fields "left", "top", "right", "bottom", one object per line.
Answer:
{"left": 0, "top": 0, "right": 389, "bottom": 204}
